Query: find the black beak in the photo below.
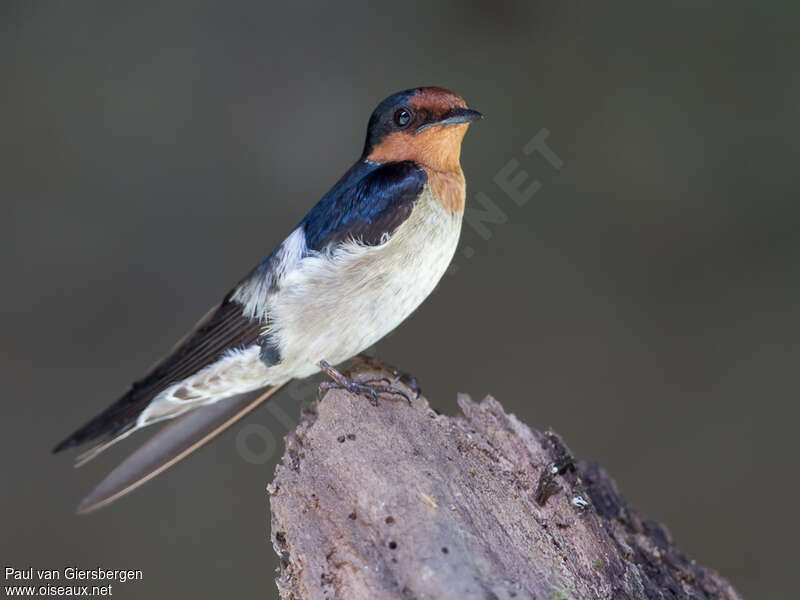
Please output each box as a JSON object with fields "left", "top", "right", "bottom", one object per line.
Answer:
{"left": 415, "top": 107, "right": 484, "bottom": 134}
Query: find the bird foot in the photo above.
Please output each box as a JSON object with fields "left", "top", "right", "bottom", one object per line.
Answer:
{"left": 353, "top": 354, "right": 422, "bottom": 400}
{"left": 317, "top": 360, "right": 412, "bottom": 406}
{"left": 354, "top": 353, "right": 422, "bottom": 399}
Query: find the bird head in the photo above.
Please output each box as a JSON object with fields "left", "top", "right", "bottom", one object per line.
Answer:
{"left": 363, "top": 87, "right": 483, "bottom": 172}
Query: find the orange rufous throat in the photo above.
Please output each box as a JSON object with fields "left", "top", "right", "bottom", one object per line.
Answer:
{"left": 367, "top": 87, "right": 470, "bottom": 213}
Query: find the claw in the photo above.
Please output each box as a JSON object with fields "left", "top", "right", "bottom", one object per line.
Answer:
{"left": 353, "top": 354, "right": 422, "bottom": 399}
{"left": 317, "top": 360, "right": 412, "bottom": 405}
{"left": 393, "top": 370, "right": 421, "bottom": 399}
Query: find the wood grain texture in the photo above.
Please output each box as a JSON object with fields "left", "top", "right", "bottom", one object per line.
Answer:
{"left": 268, "top": 365, "right": 741, "bottom": 600}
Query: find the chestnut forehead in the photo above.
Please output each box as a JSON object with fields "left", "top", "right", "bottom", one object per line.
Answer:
{"left": 408, "top": 87, "right": 467, "bottom": 113}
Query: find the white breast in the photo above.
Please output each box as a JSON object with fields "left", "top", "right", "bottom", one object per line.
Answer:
{"left": 139, "top": 185, "right": 462, "bottom": 426}
{"left": 266, "top": 185, "right": 463, "bottom": 379}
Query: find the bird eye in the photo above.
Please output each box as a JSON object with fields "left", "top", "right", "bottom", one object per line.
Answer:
{"left": 393, "top": 108, "right": 412, "bottom": 128}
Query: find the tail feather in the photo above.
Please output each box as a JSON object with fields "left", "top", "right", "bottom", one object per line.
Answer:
{"left": 76, "top": 383, "right": 286, "bottom": 513}
{"left": 73, "top": 425, "right": 138, "bottom": 468}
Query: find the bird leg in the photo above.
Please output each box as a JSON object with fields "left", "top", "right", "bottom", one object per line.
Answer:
{"left": 353, "top": 353, "right": 422, "bottom": 399}
{"left": 317, "top": 360, "right": 412, "bottom": 406}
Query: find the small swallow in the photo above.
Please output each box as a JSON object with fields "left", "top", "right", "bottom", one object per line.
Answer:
{"left": 54, "top": 87, "right": 483, "bottom": 513}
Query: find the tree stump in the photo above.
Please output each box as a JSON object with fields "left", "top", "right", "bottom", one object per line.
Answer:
{"left": 267, "top": 365, "right": 741, "bottom": 600}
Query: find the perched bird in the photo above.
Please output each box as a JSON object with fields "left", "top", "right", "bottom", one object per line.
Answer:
{"left": 54, "top": 87, "right": 483, "bottom": 512}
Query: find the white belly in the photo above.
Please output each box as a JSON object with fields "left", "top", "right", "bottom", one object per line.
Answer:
{"left": 140, "top": 186, "right": 462, "bottom": 426}
{"left": 267, "top": 186, "right": 462, "bottom": 379}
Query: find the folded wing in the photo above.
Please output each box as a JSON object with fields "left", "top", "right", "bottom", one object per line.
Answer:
{"left": 53, "top": 294, "right": 265, "bottom": 458}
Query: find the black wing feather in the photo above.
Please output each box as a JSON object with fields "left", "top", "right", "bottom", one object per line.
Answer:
{"left": 53, "top": 295, "right": 263, "bottom": 453}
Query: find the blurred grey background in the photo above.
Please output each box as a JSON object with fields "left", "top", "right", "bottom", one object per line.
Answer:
{"left": 2, "top": 1, "right": 798, "bottom": 598}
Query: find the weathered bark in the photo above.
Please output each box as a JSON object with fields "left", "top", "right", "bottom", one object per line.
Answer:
{"left": 268, "top": 364, "right": 741, "bottom": 600}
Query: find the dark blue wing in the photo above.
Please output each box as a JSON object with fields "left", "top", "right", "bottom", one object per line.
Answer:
{"left": 302, "top": 160, "right": 427, "bottom": 251}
